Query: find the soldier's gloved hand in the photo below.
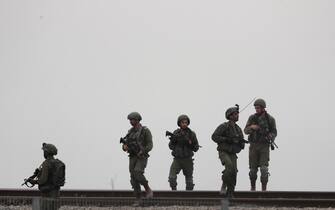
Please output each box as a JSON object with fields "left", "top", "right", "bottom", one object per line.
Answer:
{"left": 122, "top": 144, "right": 128, "bottom": 152}
{"left": 33, "top": 168, "right": 40, "bottom": 175}
{"left": 250, "top": 124, "right": 260, "bottom": 130}
{"left": 267, "top": 133, "right": 274, "bottom": 141}
{"left": 29, "top": 179, "right": 37, "bottom": 185}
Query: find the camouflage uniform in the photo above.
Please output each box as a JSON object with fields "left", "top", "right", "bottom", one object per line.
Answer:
{"left": 168, "top": 127, "right": 199, "bottom": 190}
{"left": 212, "top": 119, "right": 245, "bottom": 196}
{"left": 126, "top": 125, "right": 153, "bottom": 196}
{"left": 244, "top": 111, "right": 277, "bottom": 189}
{"left": 28, "top": 143, "right": 62, "bottom": 210}
{"left": 37, "top": 158, "right": 61, "bottom": 196}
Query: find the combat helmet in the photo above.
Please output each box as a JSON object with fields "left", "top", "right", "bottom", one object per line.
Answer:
{"left": 127, "top": 112, "right": 142, "bottom": 121}
{"left": 225, "top": 105, "right": 239, "bottom": 120}
{"left": 177, "top": 114, "right": 190, "bottom": 126}
{"left": 42, "top": 143, "right": 58, "bottom": 155}
{"left": 254, "top": 98, "right": 266, "bottom": 108}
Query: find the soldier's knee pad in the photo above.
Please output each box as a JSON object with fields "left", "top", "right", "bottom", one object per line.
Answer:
{"left": 260, "top": 166, "right": 269, "bottom": 182}
{"left": 249, "top": 168, "right": 258, "bottom": 180}
{"left": 260, "top": 166, "right": 269, "bottom": 176}
{"left": 132, "top": 171, "right": 143, "bottom": 180}
{"left": 225, "top": 168, "right": 235, "bottom": 176}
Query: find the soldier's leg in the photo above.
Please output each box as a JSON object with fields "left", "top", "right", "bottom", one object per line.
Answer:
{"left": 259, "top": 144, "right": 270, "bottom": 191}
{"left": 40, "top": 189, "right": 60, "bottom": 210}
{"left": 227, "top": 154, "right": 237, "bottom": 197}
{"left": 134, "top": 157, "right": 153, "bottom": 198}
{"left": 219, "top": 151, "right": 236, "bottom": 197}
{"left": 182, "top": 158, "right": 194, "bottom": 191}
{"left": 49, "top": 189, "right": 60, "bottom": 210}
{"left": 219, "top": 151, "right": 227, "bottom": 194}
{"left": 168, "top": 158, "right": 182, "bottom": 190}
{"left": 129, "top": 157, "right": 141, "bottom": 198}
{"left": 249, "top": 143, "right": 259, "bottom": 190}
{"left": 231, "top": 155, "right": 238, "bottom": 189}
{"left": 133, "top": 157, "right": 148, "bottom": 185}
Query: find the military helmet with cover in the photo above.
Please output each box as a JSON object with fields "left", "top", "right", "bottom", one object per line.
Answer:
{"left": 254, "top": 98, "right": 266, "bottom": 108}
{"left": 42, "top": 143, "right": 58, "bottom": 155}
{"left": 177, "top": 114, "right": 190, "bottom": 126}
{"left": 127, "top": 112, "right": 142, "bottom": 121}
{"left": 225, "top": 105, "right": 239, "bottom": 120}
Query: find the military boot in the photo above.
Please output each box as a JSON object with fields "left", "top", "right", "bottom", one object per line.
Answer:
{"left": 132, "top": 193, "right": 142, "bottom": 207}
{"left": 261, "top": 182, "right": 267, "bottom": 191}
{"left": 250, "top": 180, "right": 256, "bottom": 191}
{"left": 171, "top": 186, "right": 177, "bottom": 191}
{"left": 185, "top": 182, "right": 194, "bottom": 191}
{"left": 143, "top": 183, "right": 153, "bottom": 198}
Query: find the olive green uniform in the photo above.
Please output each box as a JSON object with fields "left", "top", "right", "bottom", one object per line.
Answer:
{"left": 212, "top": 121, "right": 245, "bottom": 194}
{"left": 168, "top": 128, "right": 199, "bottom": 190}
{"left": 244, "top": 112, "right": 277, "bottom": 185}
{"left": 126, "top": 125, "right": 153, "bottom": 195}
{"left": 36, "top": 158, "right": 61, "bottom": 210}
{"left": 37, "top": 158, "right": 61, "bottom": 196}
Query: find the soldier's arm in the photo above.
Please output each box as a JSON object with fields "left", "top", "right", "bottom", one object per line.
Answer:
{"left": 168, "top": 141, "right": 175, "bottom": 150}
{"left": 238, "top": 126, "right": 246, "bottom": 148}
{"left": 244, "top": 116, "right": 255, "bottom": 135}
{"left": 37, "top": 161, "right": 49, "bottom": 185}
{"left": 270, "top": 117, "right": 277, "bottom": 138}
{"left": 143, "top": 128, "right": 153, "bottom": 153}
{"left": 169, "top": 129, "right": 180, "bottom": 142}
{"left": 211, "top": 124, "right": 228, "bottom": 143}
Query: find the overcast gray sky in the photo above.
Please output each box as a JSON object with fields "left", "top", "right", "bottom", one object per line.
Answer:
{"left": 1, "top": 0, "right": 334, "bottom": 191}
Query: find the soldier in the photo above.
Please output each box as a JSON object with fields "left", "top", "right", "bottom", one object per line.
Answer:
{"left": 23, "top": 143, "right": 65, "bottom": 210}
{"left": 212, "top": 105, "right": 246, "bottom": 198}
{"left": 167, "top": 115, "right": 200, "bottom": 191}
{"left": 244, "top": 99, "right": 277, "bottom": 191}
{"left": 121, "top": 112, "right": 153, "bottom": 206}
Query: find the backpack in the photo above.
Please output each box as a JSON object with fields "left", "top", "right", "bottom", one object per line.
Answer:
{"left": 52, "top": 159, "right": 66, "bottom": 187}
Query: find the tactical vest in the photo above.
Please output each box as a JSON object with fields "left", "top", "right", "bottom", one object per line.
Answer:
{"left": 170, "top": 128, "right": 197, "bottom": 158}
{"left": 216, "top": 122, "right": 244, "bottom": 154}
{"left": 127, "top": 126, "right": 148, "bottom": 157}
{"left": 247, "top": 114, "right": 271, "bottom": 143}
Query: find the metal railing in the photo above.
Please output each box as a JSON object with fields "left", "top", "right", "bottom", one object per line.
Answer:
{"left": 0, "top": 196, "right": 227, "bottom": 210}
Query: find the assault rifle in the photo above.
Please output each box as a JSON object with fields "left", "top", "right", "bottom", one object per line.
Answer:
{"left": 120, "top": 134, "right": 144, "bottom": 157}
{"left": 165, "top": 131, "right": 174, "bottom": 138}
{"left": 22, "top": 168, "right": 40, "bottom": 188}
{"left": 265, "top": 133, "right": 278, "bottom": 150}
{"left": 165, "top": 130, "right": 202, "bottom": 148}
